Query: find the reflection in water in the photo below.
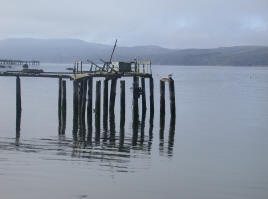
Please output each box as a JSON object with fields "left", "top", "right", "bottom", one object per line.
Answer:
{"left": 11, "top": 105, "right": 176, "bottom": 173}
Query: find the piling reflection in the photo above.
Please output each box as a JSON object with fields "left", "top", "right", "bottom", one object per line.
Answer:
{"left": 14, "top": 102, "right": 176, "bottom": 174}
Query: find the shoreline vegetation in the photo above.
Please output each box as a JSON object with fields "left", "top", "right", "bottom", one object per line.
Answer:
{"left": 0, "top": 38, "right": 268, "bottom": 66}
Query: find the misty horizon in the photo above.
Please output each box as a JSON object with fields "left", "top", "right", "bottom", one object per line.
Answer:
{"left": 1, "top": 0, "right": 267, "bottom": 49}
{"left": 1, "top": 37, "right": 268, "bottom": 50}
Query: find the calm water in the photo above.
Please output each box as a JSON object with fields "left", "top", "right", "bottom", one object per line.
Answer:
{"left": 0, "top": 64, "right": 268, "bottom": 199}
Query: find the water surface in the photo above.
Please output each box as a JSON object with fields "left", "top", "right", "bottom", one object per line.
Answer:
{"left": 0, "top": 64, "right": 268, "bottom": 199}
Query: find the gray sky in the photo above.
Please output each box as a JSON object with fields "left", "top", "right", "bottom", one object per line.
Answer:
{"left": 0, "top": 0, "right": 267, "bottom": 48}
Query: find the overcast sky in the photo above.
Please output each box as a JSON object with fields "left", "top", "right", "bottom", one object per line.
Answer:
{"left": 0, "top": 0, "right": 267, "bottom": 48}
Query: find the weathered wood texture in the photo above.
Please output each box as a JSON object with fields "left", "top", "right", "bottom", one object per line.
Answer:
{"left": 149, "top": 77, "right": 154, "bottom": 119}
{"left": 120, "top": 80, "right": 125, "bottom": 129}
{"left": 87, "top": 77, "right": 93, "bottom": 139}
{"left": 160, "top": 79, "right": 165, "bottom": 126}
{"left": 169, "top": 78, "right": 176, "bottom": 118}
{"left": 103, "top": 79, "right": 109, "bottom": 130}
{"left": 132, "top": 76, "right": 139, "bottom": 123}
{"left": 61, "top": 80, "right": 67, "bottom": 134}
{"left": 16, "top": 76, "right": 22, "bottom": 137}
{"left": 141, "top": 77, "right": 147, "bottom": 117}
{"left": 58, "top": 78, "right": 62, "bottom": 133}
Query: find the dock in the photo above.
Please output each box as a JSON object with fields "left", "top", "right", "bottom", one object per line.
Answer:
{"left": 0, "top": 60, "right": 176, "bottom": 143}
{"left": 0, "top": 59, "right": 40, "bottom": 66}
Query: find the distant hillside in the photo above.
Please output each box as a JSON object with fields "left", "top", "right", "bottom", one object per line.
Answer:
{"left": 0, "top": 38, "right": 268, "bottom": 66}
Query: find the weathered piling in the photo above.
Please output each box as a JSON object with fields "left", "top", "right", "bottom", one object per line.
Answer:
{"left": 87, "top": 77, "right": 93, "bottom": 140}
{"left": 16, "top": 76, "right": 22, "bottom": 137}
{"left": 61, "top": 80, "right": 67, "bottom": 134}
{"left": 132, "top": 76, "right": 139, "bottom": 123}
{"left": 73, "top": 80, "right": 79, "bottom": 137}
{"left": 58, "top": 77, "right": 62, "bottom": 133}
{"left": 109, "top": 78, "right": 117, "bottom": 120}
{"left": 168, "top": 114, "right": 176, "bottom": 155}
{"left": 160, "top": 79, "right": 165, "bottom": 125}
{"left": 120, "top": 80, "right": 125, "bottom": 130}
{"left": 169, "top": 77, "right": 176, "bottom": 118}
{"left": 95, "top": 80, "right": 101, "bottom": 135}
{"left": 78, "top": 80, "right": 84, "bottom": 137}
{"left": 80, "top": 79, "right": 87, "bottom": 137}
{"left": 149, "top": 77, "right": 154, "bottom": 119}
{"left": 103, "top": 78, "right": 109, "bottom": 130}
{"left": 141, "top": 77, "right": 147, "bottom": 117}
{"left": 119, "top": 78, "right": 125, "bottom": 147}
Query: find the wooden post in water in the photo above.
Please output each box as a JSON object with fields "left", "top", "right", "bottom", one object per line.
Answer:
{"left": 109, "top": 78, "right": 117, "bottom": 120}
{"left": 120, "top": 80, "right": 125, "bottom": 130}
{"left": 16, "top": 76, "right": 22, "bottom": 137}
{"left": 81, "top": 79, "right": 87, "bottom": 136}
{"left": 103, "top": 78, "right": 109, "bottom": 130}
{"left": 61, "top": 80, "right": 67, "bottom": 134}
{"left": 141, "top": 77, "right": 147, "bottom": 117}
{"left": 87, "top": 77, "right": 93, "bottom": 140}
{"left": 78, "top": 80, "right": 84, "bottom": 133}
{"left": 149, "top": 77, "right": 154, "bottom": 119}
{"left": 58, "top": 77, "right": 62, "bottom": 133}
{"left": 160, "top": 79, "right": 165, "bottom": 126}
{"left": 132, "top": 76, "right": 139, "bottom": 123}
{"left": 169, "top": 77, "right": 176, "bottom": 119}
{"left": 95, "top": 80, "right": 101, "bottom": 135}
{"left": 73, "top": 80, "right": 79, "bottom": 135}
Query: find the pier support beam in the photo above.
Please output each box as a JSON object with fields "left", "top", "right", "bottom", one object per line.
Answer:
{"left": 73, "top": 80, "right": 79, "bottom": 136}
{"left": 16, "top": 76, "right": 22, "bottom": 137}
{"left": 95, "top": 80, "right": 101, "bottom": 141}
{"left": 109, "top": 78, "right": 117, "bottom": 121}
{"left": 81, "top": 79, "right": 87, "bottom": 137}
{"left": 103, "top": 78, "right": 109, "bottom": 130}
{"left": 87, "top": 77, "right": 93, "bottom": 140}
{"left": 160, "top": 79, "right": 165, "bottom": 127}
{"left": 61, "top": 80, "right": 67, "bottom": 134}
{"left": 149, "top": 77, "right": 154, "bottom": 120}
{"left": 58, "top": 77, "right": 62, "bottom": 134}
{"left": 141, "top": 77, "right": 147, "bottom": 117}
{"left": 132, "top": 76, "right": 139, "bottom": 123}
{"left": 169, "top": 77, "right": 176, "bottom": 119}
{"left": 120, "top": 80, "right": 125, "bottom": 130}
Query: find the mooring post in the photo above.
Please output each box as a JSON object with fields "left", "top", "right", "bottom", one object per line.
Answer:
{"left": 87, "top": 77, "right": 93, "bottom": 140}
{"left": 141, "top": 77, "right": 147, "bottom": 117}
{"left": 95, "top": 80, "right": 101, "bottom": 140}
{"left": 132, "top": 76, "right": 139, "bottom": 123}
{"left": 160, "top": 79, "right": 165, "bottom": 126}
{"left": 58, "top": 77, "right": 62, "bottom": 133}
{"left": 109, "top": 78, "right": 117, "bottom": 120}
{"left": 61, "top": 80, "right": 67, "bottom": 134}
{"left": 73, "top": 80, "right": 79, "bottom": 135}
{"left": 103, "top": 78, "right": 109, "bottom": 130}
{"left": 16, "top": 76, "right": 22, "bottom": 137}
{"left": 149, "top": 77, "right": 154, "bottom": 119}
{"left": 169, "top": 77, "right": 176, "bottom": 119}
{"left": 120, "top": 80, "right": 125, "bottom": 130}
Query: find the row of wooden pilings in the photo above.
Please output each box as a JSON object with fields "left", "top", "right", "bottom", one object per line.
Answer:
{"left": 15, "top": 75, "right": 176, "bottom": 141}
{"left": 57, "top": 75, "right": 176, "bottom": 140}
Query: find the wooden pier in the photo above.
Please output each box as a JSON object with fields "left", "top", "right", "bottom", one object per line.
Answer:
{"left": 1, "top": 60, "right": 176, "bottom": 142}
{"left": 0, "top": 59, "right": 40, "bottom": 66}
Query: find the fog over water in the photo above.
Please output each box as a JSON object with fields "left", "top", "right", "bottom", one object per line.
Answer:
{"left": 0, "top": 0, "right": 268, "bottom": 48}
